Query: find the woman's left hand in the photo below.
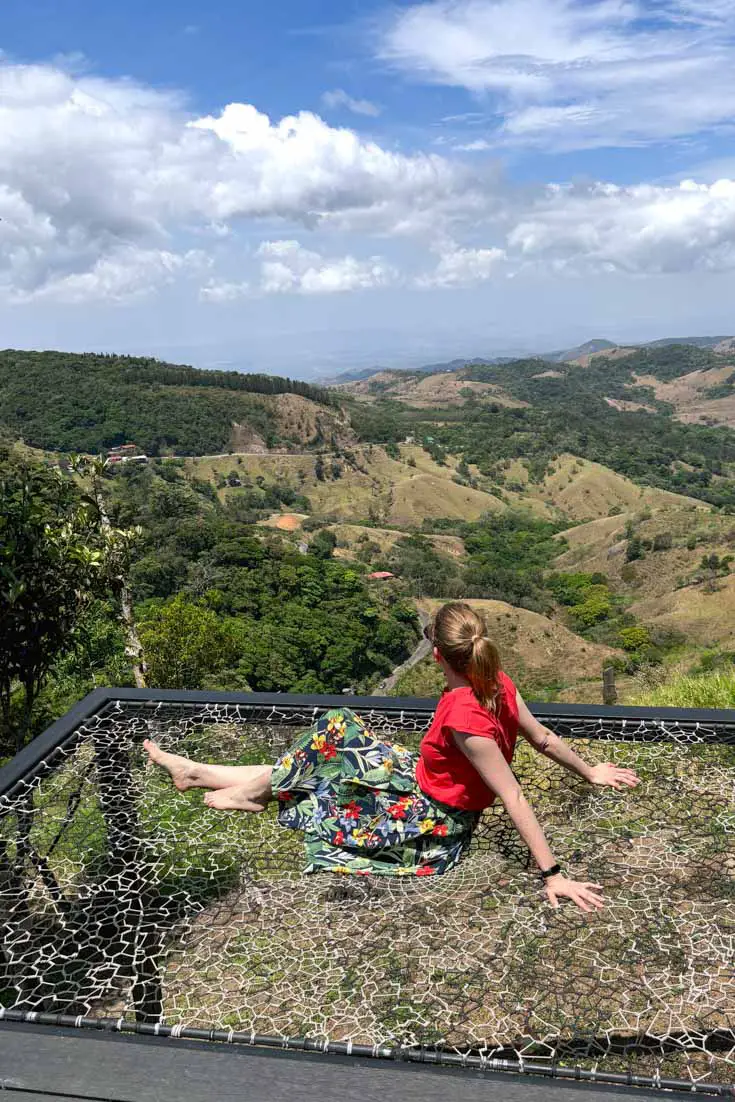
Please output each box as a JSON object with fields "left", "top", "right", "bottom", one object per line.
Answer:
{"left": 588, "top": 762, "right": 640, "bottom": 790}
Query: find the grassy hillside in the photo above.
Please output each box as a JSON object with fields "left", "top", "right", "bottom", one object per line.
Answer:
{"left": 338, "top": 369, "right": 525, "bottom": 409}
{"left": 338, "top": 343, "right": 735, "bottom": 508}
{"left": 485, "top": 454, "right": 706, "bottom": 522}
{"left": 628, "top": 666, "right": 735, "bottom": 708}
{"left": 328, "top": 523, "right": 465, "bottom": 564}
{"left": 555, "top": 505, "right": 735, "bottom": 648}
{"left": 391, "top": 597, "right": 621, "bottom": 702}
{"left": 0, "top": 349, "right": 337, "bottom": 455}
{"left": 185, "top": 444, "right": 509, "bottom": 526}
{"left": 631, "top": 366, "right": 735, "bottom": 428}
{"left": 185, "top": 445, "right": 709, "bottom": 529}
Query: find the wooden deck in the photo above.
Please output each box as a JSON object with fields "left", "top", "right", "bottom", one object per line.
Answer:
{"left": 0, "top": 1023, "right": 672, "bottom": 1102}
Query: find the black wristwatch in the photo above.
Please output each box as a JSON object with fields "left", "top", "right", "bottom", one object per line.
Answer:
{"left": 540, "top": 863, "right": 562, "bottom": 879}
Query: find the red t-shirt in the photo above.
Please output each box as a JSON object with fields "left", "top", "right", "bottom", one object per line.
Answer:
{"left": 416, "top": 673, "right": 519, "bottom": 811}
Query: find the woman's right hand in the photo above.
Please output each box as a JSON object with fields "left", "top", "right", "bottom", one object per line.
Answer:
{"left": 544, "top": 874, "right": 604, "bottom": 912}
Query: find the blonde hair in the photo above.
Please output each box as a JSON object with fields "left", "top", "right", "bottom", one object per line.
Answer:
{"left": 431, "top": 602, "right": 501, "bottom": 712}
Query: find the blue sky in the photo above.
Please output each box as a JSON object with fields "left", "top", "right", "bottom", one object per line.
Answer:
{"left": 2, "top": 0, "right": 735, "bottom": 375}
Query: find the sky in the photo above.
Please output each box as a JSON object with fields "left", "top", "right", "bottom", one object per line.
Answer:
{"left": 2, "top": 0, "right": 735, "bottom": 377}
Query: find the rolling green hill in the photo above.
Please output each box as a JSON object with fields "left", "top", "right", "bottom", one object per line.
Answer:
{"left": 0, "top": 349, "right": 336, "bottom": 456}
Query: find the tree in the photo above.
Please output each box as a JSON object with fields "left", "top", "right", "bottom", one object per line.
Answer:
{"left": 138, "top": 595, "right": 240, "bottom": 689}
{"left": 78, "top": 456, "right": 146, "bottom": 687}
{"left": 626, "top": 536, "right": 645, "bottom": 562}
{"left": 309, "top": 529, "right": 338, "bottom": 560}
{"left": 570, "top": 586, "right": 613, "bottom": 628}
{"left": 618, "top": 625, "right": 652, "bottom": 653}
{"left": 0, "top": 452, "right": 115, "bottom": 753}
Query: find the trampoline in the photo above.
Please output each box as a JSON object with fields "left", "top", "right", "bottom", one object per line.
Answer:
{"left": 1, "top": 689, "right": 733, "bottom": 1098}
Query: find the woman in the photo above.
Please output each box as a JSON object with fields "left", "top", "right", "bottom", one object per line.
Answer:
{"left": 145, "top": 602, "right": 639, "bottom": 912}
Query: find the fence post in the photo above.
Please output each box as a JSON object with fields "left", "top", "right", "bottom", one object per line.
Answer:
{"left": 602, "top": 666, "right": 617, "bottom": 706}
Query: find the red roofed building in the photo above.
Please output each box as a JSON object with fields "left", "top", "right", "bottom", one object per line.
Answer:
{"left": 366, "top": 571, "right": 395, "bottom": 580}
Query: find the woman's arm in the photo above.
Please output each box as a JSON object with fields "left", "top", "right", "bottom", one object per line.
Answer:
{"left": 453, "top": 731, "right": 604, "bottom": 912}
{"left": 516, "top": 692, "right": 640, "bottom": 790}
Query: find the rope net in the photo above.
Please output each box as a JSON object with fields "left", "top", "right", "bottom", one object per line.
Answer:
{"left": 1, "top": 699, "right": 733, "bottom": 1089}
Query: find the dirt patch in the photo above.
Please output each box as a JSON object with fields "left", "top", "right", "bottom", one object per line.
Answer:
{"left": 605, "top": 397, "right": 657, "bottom": 414}
{"left": 260, "top": 513, "right": 306, "bottom": 532}
{"left": 230, "top": 423, "right": 269, "bottom": 453}
{"left": 273, "top": 393, "right": 357, "bottom": 448}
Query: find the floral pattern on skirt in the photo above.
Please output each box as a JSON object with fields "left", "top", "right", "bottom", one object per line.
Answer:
{"left": 271, "top": 708, "right": 478, "bottom": 877}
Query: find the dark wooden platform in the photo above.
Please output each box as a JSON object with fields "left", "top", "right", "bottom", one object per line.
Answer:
{"left": 0, "top": 1023, "right": 676, "bottom": 1102}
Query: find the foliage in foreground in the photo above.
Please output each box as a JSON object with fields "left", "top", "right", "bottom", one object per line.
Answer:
{"left": 0, "top": 447, "right": 121, "bottom": 754}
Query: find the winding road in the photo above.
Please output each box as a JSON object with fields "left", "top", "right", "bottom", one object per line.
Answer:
{"left": 373, "top": 608, "right": 433, "bottom": 695}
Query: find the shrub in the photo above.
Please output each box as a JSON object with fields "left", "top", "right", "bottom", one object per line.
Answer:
{"left": 620, "top": 562, "right": 638, "bottom": 584}
{"left": 618, "top": 625, "right": 652, "bottom": 652}
{"left": 570, "top": 589, "right": 613, "bottom": 627}
{"left": 626, "top": 537, "right": 645, "bottom": 562}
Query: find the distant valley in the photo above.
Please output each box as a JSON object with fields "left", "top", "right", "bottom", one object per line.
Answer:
{"left": 2, "top": 337, "right": 735, "bottom": 706}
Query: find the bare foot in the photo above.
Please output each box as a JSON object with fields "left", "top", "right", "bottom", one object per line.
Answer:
{"left": 204, "top": 785, "right": 268, "bottom": 812}
{"left": 143, "top": 739, "right": 200, "bottom": 791}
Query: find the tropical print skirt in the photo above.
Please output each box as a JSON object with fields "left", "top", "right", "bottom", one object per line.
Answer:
{"left": 271, "top": 708, "right": 478, "bottom": 878}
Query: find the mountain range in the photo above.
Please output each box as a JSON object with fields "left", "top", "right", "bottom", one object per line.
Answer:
{"left": 327, "top": 335, "right": 735, "bottom": 384}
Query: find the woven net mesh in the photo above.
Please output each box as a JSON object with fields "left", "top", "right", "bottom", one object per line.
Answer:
{"left": 1, "top": 698, "right": 734, "bottom": 1088}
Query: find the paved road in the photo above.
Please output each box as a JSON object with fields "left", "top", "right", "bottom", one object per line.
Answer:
{"left": 190, "top": 450, "right": 311, "bottom": 460}
{"left": 374, "top": 608, "right": 432, "bottom": 695}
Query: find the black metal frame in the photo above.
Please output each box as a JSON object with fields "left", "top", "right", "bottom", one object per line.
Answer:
{"left": 1, "top": 689, "right": 734, "bottom": 1097}
{"left": 2, "top": 686, "right": 734, "bottom": 800}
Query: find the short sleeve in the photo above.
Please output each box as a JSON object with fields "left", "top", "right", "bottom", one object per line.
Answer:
{"left": 499, "top": 671, "right": 517, "bottom": 707}
{"left": 444, "top": 695, "right": 501, "bottom": 741}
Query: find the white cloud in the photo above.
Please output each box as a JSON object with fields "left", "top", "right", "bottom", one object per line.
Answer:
{"left": 380, "top": 0, "right": 735, "bottom": 150}
{"left": 199, "top": 241, "right": 397, "bottom": 300}
{"left": 418, "top": 241, "right": 505, "bottom": 285}
{"left": 7, "top": 244, "right": 205, "bottom": 304}
{"left": 200, "top": 279, "right": 250, "bottom": 302}
{"left": 0, "top": 62, "right": 465, "bottom": 301}
{"left": 5, "top": 54, "right": 735, "bottom": 313}
{"left": 321, "top": 89, "right": 382, "bottom": 117}
{"left": 257, "top": 240, "right": 397, "bottom": 295}
{"left": 508, "top": 178, "right": 735, "bottom": 273}
{"left": 455, "top": 139, "right": 492, "bottom": 151}
{"left": 188, "top": 102, "right": 467, "bottom": 230}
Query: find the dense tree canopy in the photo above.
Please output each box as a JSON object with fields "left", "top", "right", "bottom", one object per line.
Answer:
{"left": 0, "top": 350, "right": 335, "bottom": 456}
{"left": 108, "top": 462, "right": 419, "bottom": 695}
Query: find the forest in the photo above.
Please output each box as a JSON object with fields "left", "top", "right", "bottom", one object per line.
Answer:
{"left": 0, "top": 350, "right": 334, "bottom": 455}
